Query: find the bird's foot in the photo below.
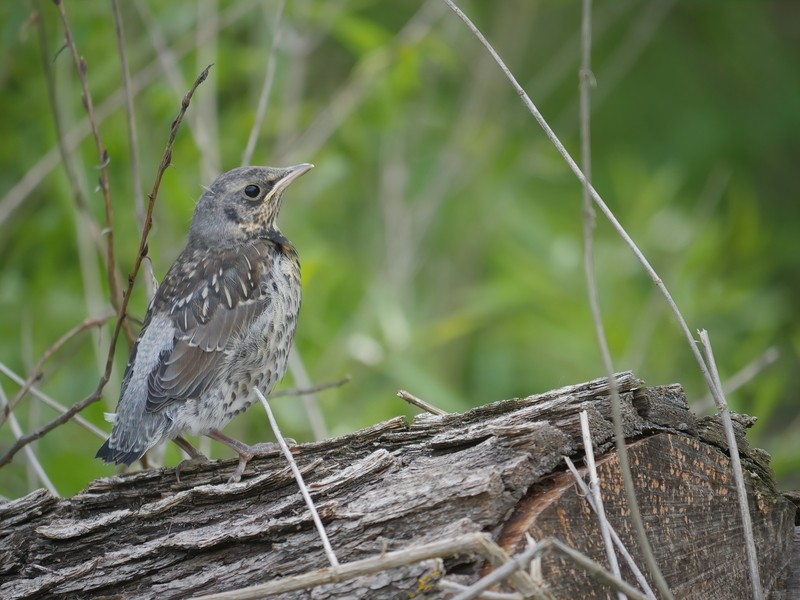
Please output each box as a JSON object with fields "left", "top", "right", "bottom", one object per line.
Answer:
{"left": 175, "top": 454, "right": 209, "bottom": 483}
{"left": 172, "top": 435, "right": 208, "bottom": 483}
{"left": 226, "top": 442, "right": 284, "bottom": 483}
{"left": 207, "top": 430, "right": 292, "bottom": 483}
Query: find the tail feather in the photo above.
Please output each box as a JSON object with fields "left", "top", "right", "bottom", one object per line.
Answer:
{"left": 95, "top": 438, "right": 147, "bottom": 466}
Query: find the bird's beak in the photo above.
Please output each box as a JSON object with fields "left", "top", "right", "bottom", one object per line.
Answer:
{"left": 266, "top": 163, "right": 314, "bottom": 203}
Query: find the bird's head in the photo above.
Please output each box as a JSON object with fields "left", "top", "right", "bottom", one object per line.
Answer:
{"left": 188, "top": 163, "right": 313, "bottom": 248}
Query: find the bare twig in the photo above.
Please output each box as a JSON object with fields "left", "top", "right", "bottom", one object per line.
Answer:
{"left": 0, "top": 315, "right": 111, "bottom": 428}
{"left": 466, "top": 535, "right": 544, "bottom": 598}
{"left": 574, "top": 0, "right": 671, "bottom": 589}
{"left": 0, "top": 382, "right": 59, "bottom": 496}
{"left": 578, "top": 411, "right": 623, "bottom": 599}
{"left": 34, "top": 3, "right": 104, "bottom": 255}
{"left": 193, "top": 533, "right": 492, "bottom": 600}
{"left": 255, "top": 388, "right": 339, "bottom": 568}
{"left": 564, "top": 456, "right": 657, "bottom": 600}
{"left": 555, "top": 0, "right": 676, "bottom": 131}
{"left": 54, "top": 0, "right": 132, "bottom": 346}
{"left": 546, "top": 539, "right": 649, "bottom": 600}
{"left": 268, "top": 375, "right": 351, "bottom": 399}
{"left": 438, "top": 581, "right": 522, "bottom": 600}
{"left": 287, "top": 348, "right": 329, "bottom": 441}
{"left": 443, "top": 2, "right": 717, "bottom": 597}
{"left": 0, "top": 66, "right": 210, "bottom": 469}
{"left": 241, "top": 0, "right": 286, "bottom": 166}
{"left": 576, "top": 13, "right": 625, "bottom": 596}
{"left": 451, "top": 537, "right": 649, "bottom": 600}
{"left": 694, "top": 346, "right": 779, "bottom": 412}
{"left": 451, "top": 544, "right": 542, "bottom": 600}
{"left": 0, "top": 362, "right": 107, "bottom": 440}
{"left": 111, "top": 0, "right": 154, "bottom": 300}
{"left": 436, "top": 0, "right": 719, "bottom": 415}
{"left": 34, "top": 1, "right": 125, "bottom": 359}
{"left": 698, "top": 330, "right": 763, "bottom": 599}
{"left": 0, "top": 1, "right": 255, "bottom": 226}
{"left": 397, "top": 389, "right": 448, "bottom": 416}
{"left": 286, "top": 1, "right": 443, "bottom": 161}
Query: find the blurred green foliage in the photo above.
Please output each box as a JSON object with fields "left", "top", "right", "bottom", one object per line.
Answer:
{"left": 0, "top": 1, "right": 798, "bottom": 499}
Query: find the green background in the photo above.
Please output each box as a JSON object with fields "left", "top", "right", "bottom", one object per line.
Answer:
{"left": 0, "top": 0, "right": 798, "bottom": 499}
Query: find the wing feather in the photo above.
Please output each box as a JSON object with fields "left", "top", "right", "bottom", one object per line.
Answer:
{"left": 143, "top": 241, "right": 271, "bottom": 413}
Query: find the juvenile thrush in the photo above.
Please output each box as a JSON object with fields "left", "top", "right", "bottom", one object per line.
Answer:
{"left": 97, "top": 163, "right": 312, "bottom": 482}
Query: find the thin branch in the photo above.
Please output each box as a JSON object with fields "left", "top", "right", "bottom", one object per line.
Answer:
{"left": 36, "top": 0, "right": 121, "bottom": 388}
{"left": 34, "top": 2, "right": 125, "bottom": 317}
{"left": 241, "top": 0, "right": 285, "bottom": 166}
{"left": 255, "top": 388, "right": 339, "bottom": 568}
{"left": 546, "top": 539, "right": 649, "bottom": 600}
{"left": 0, "top": 66, "right": 211, "bottom": 469}
{"left": 555, "top": 0, "right": 676, "bottom": 132}
{"left": 54, "top": 0, "right": 132, "bottom": 346}
{"left": 286, "top": 1, "right": 443, "bottom": 161}
{"left": 694, "top": 346, "right": 779, "bottom": 412}
{"left": 577, "top": 7, "right": 624, "bottom": 598}
{"left": 111, "top": 0, "right": 154, "bottom": 300}
{"left": 0, "top": 362, "right": 108, "bottom": 440}
{"left": 698, "top": 330, "right": 763, "bottom": 599}
{"left": 436, "top": 0, "right": 719, "bottom": 411}
{"left": 397, "top": 389, "right": 448, "bottom": 416}
{"left": 0, "top": 382, "right": 59, "bottom": 497}
{"left": 0, "top": 1, "right": 255, "bottom": 226}
{"left": 579, "top": 411, "right": 623, "bottom": 600}
{"left": 443, "top": 2, "right": 723, "bottom": 596}
{"left": 0, "top": 315, "right": 112, "bottom": 428}
{"left": 452, "top": 536, "right": 548, "bottom": 600}
{"left": 451, "top": 537, "right": 649, "bottom": 600}
{"left": 438, "top": 581, "right": 522, "bottom": 600}
{"left": 192, "top": 533, "right": 498, "bottom": 600}
{"left": 287, "top": 348, "right": 329, "bottom": 441}
{"left": 129, "top": 1, "right": 217, "bottom": 180}
{"left": 564, "top": 456, "right": 657, "bottom": 600}
{"left": 268, "top": 375, "right": 351, "bottom": 399}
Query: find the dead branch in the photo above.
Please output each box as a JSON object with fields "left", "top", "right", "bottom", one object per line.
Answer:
{"left": 0, "top": 373, "right": 795, "bottom": 599}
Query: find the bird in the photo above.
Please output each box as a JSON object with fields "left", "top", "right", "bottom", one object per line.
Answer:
{"left": 96, "top": 163, "right": 313, "bottom": 482}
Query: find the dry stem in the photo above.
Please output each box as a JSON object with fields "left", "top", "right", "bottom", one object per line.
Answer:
{"left": 698, "top": 330, "right": 763, "bottom": 598}
{"left": 564, "top": 456, "right": 656, "bottom": 599}
{"left": 268, "top": 376, "right": 351, "bottom": 400}
{"left": 54, "top": 0, "right": 132, "bottom": 346}
{"left": 0, "top": 315, "right": 111, "bottom": 428}
{"left": 255, "top": 387, "right": 339, "bottom": 568}
{"left": 397, "top": 389, "right": 448, "bottom": 416}
{"left": 0, "top": 65, "right": 211, "bottom": 469}
{"left": 579, "top": 411, "right": 623, "bottom": 599}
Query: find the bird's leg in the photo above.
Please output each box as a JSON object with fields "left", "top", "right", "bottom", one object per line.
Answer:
{"left": 172, "top": 435, "right": 208, "bottom": 482}
{"left": 207, "top": 429, "right": 281, "bottom": 483}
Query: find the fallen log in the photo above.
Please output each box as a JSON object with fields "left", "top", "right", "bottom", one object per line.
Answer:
{"left": 0, "top": 372, "right": 796, "bottom": 599}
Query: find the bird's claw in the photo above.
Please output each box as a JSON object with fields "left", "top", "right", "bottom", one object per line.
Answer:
{"left": 226, "top": 441, "right": 287, "bottom": 483}
{"left": 175, "top": 454, "right": 209, "bottom": 483}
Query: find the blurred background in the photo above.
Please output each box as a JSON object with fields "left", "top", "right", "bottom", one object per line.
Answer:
{"left": 0, "top": 1, "right": 798, "bottom": 499}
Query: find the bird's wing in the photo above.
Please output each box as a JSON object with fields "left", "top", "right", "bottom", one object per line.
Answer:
{"left": 142, "top": 240, "right": 274, "bottom": 413}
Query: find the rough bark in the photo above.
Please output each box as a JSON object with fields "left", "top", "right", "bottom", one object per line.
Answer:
{"left": 0, "top": 372, "right": 796, "bottom": 599}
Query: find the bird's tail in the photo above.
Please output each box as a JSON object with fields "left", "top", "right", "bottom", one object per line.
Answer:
{"left": 96, "top": 413, "right": 168, "bottom": 466}
{"left": 95, "top": 438, "right": 148, "bottom": 466}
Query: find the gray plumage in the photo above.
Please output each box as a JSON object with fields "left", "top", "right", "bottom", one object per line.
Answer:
{"left": 97, "top": 164, "right": 312, "bottom": 474}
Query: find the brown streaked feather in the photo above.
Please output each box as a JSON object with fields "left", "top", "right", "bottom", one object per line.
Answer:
{"left": 144, "top": 239, "right": 278, "bottom": 413}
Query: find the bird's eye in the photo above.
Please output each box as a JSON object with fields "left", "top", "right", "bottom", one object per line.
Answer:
{"left": 244, "top": 184, "right": 261, "bottom": 199}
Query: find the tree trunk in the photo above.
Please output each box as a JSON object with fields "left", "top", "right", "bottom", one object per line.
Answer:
{"left": 0, "top": 372, "right": 796, "bottom": 599}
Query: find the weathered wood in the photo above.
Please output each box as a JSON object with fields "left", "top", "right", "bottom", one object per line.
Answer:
{"left": 0, "top": 372, "right": 795, "bottom": 599}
